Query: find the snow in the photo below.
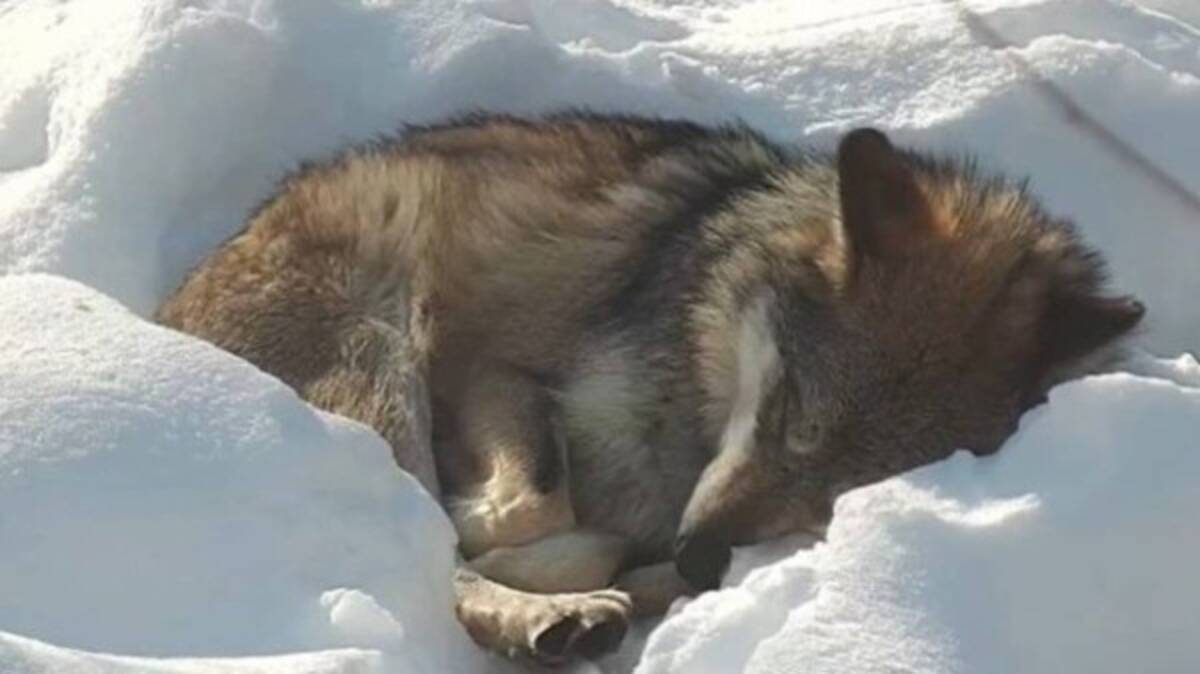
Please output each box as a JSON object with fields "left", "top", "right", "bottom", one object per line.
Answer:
{"left": 0, "top": 630, "right": 382, "bottom": 674}
{"left": 1, "top": 1, "right": 1198, "bottom": 673}
{"left": 0, "top": 275, "right": 494, "bottom": 673}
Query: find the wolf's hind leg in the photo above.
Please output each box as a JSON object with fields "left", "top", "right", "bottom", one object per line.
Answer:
{"left": 300, "top": 314, "right": 439, "bottom": 495}
{"left": 455, "top": 567, "right": 632, "bottom": 665}
{"left": 446, "top": 363, "right": 576, "bottom": 557}
{"left": 468, "top": 529, "right": 630, "bottom": 594}
{"left": 156, "top": 240, "right": 440, "bottom": 495}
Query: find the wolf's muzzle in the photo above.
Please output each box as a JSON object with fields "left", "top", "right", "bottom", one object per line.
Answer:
{"left": 674, "top": 530, "right": 731, "bottom": 591}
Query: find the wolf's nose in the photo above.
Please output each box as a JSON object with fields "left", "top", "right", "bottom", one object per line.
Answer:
{"left": 674, "top": 532, "right": 731, "bottom": 592}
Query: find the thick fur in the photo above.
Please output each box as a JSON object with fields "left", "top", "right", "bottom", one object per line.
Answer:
{"left": 157, "top": 112, "right": 1143, "bottom": 663}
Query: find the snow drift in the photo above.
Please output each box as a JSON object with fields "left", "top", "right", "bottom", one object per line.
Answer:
{"left": 0, "top": 274, "right": 493, "bottom": 674}
{"left": 1, "top": 0, "right": 1198, "bottom": 673}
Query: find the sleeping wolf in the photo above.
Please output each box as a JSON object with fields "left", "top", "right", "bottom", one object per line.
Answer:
{"left": 157, "top": 113, "right": 1143, "bottom": 665}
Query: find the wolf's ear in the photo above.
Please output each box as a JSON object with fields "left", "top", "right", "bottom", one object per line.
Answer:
{"left": 837, "top": 128, "right": 936, "bottom": 262}
{"left": 1039, "top": 292, "right": 1144, "bottom": 369}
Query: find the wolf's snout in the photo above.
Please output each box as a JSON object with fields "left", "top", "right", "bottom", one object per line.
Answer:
{"left": 674, "top": 530, "right": 731, "bottom": 591}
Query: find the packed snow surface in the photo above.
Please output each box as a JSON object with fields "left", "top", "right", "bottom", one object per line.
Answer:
{"left": 1, "top": 1, "right": 1198, "bottom": 673}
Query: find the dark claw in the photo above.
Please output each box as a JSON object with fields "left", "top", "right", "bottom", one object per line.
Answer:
{"left": 674, "top": 532, "right": 731, "bottom": 592}
{"left": 532, "top": 615, "right": 580, "bottom": 663}
{"left": 573, "top": 616, "right": 628, "bottom": 660}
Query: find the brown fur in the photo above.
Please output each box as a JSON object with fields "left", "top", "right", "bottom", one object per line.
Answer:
{"left": 157, "top": 114, "right": 1143, "bottom": 664}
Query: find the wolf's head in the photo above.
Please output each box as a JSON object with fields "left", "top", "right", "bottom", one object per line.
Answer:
{"left": 675, "top": 128, "right": 1144, "bottom": 590}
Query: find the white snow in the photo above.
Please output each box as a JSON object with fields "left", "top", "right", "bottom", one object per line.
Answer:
{"left": 0, "top": 274, "right": 499, "bottom": 673}
{"left": 1, "top": 1, "right": 1198, "bottom": 673}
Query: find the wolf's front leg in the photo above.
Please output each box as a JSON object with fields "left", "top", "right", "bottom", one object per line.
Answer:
{"left": 468, "top": 529, "right": 630, "bottom": 593}
{"left": 615, "top": 561, "right": 695, "bottom": 617}
{"left": 455, "top": 567, "right": 632, "bottom": 665}
{"left": 458, "top": 533, "right": 696, "bottom": 662}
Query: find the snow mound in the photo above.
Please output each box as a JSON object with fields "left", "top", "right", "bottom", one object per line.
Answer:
{"left": 636, "top": 358, "right": 1200, "bottom": 674}
{"left": 0, "top": 274, "right": 492, "bottom": 673}
{"left": 0, "top": 630, "right": 380, "bottom": 674}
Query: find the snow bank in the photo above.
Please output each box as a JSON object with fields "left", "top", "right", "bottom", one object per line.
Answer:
{"left": 0, "top": 630, "right": 381, "bottom": 674}
{"left": 0, "top": 275, "right": 493, "bottom": 673}
{"left": 1, "top": 0, "right": 1199, "bottom": 672}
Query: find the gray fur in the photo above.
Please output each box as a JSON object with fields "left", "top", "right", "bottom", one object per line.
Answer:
{"left": 157, "top": 113, "right": 1143, "bottom": 664}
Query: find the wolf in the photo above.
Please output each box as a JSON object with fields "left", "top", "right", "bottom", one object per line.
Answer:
{"left": 157, "top": 112, "right": 1144, "bottom": 665}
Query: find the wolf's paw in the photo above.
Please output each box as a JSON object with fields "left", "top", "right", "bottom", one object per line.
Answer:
{"left": 529, "top": 589, "right": 630, "bottom": 663}
{"left": 457, "top": 582, "right": 631, "bottom": 666}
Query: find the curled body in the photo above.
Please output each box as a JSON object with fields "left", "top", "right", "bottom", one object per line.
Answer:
{"left": 157, "top": 112, "right": 1143, "bottom": 665}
